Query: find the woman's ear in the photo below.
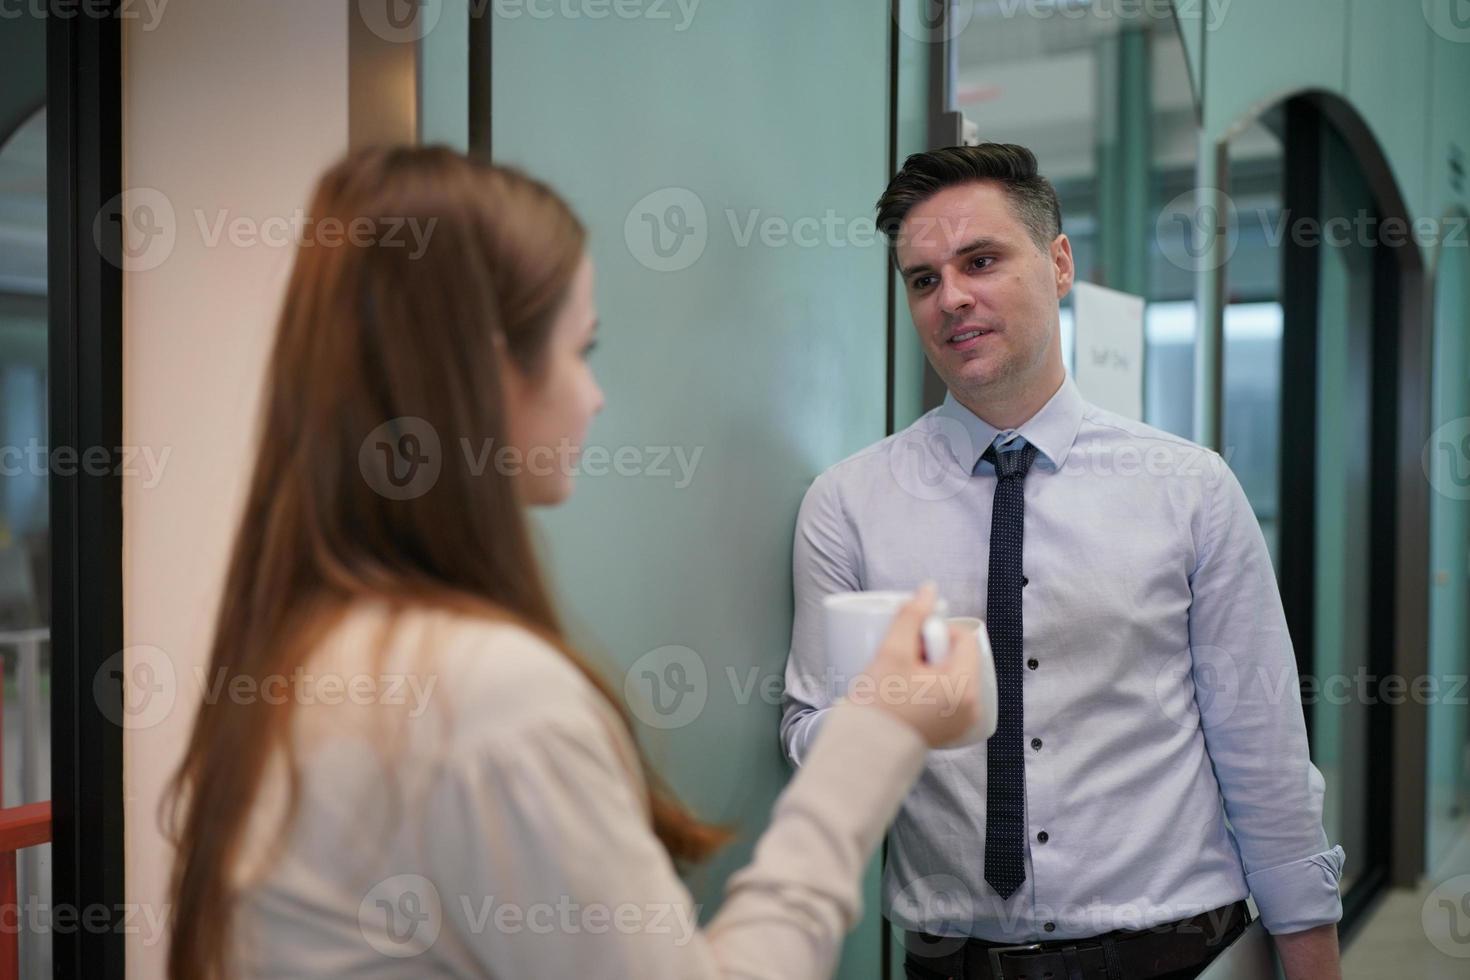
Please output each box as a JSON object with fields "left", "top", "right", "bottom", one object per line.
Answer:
{"left": 494, "top": 331, "right": 520, "bottom": 396}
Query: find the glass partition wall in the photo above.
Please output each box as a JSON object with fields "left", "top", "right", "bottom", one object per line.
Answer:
{"left": 951, "top": 1, "right": 1198, "bottom": 433}
{"left": 1426, "top": 215, "right": 1470, "bottom": 873}
{"left": 0, "top": 89, "right": 50, "bottom": 980}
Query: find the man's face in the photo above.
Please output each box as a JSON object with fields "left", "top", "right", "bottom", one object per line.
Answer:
{"left": 894, "top": 181, "right": 1073, "bottom": 404}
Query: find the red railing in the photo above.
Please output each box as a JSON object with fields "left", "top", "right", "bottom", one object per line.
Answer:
{"left": 0, "top": 665, "right": 52, "bottom": 980}
{"left": 0, "top": 802, "right": 50, "bottom": 979}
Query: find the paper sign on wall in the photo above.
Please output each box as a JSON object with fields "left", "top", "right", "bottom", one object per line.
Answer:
{"left": 1072, "top": 280, "right": 1145, "bottom": 421}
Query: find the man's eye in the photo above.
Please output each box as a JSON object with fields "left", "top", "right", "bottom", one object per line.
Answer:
{"left": 970, "top": 256, "right": 993, "bottom": 271}
{"left": 911, "top": 275, "right": 936, "bottom": 290}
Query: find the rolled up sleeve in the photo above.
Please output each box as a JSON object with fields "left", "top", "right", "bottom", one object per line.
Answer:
{"left": 1245, "top": 843, "right": 1347, "bottom": 934}
{"left": 1187, "top": 457, "right": 1346, "bottom": 935}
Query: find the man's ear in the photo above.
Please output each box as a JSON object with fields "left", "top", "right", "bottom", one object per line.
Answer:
{"left": 1052, "top": 233, "right": 1075, "bottom": 300}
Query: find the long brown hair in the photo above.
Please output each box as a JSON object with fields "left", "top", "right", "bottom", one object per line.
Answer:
{"left": 164, "top": 146, "right": 727, "bottom": 980}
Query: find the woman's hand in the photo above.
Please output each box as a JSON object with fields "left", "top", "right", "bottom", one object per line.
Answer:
{"left": 848, "top": 583, "right": 981, "bottom": 748}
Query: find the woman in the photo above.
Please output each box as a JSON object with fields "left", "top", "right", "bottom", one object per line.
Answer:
{"left": 164, "top": 145, "right": 980, "bottom": 979}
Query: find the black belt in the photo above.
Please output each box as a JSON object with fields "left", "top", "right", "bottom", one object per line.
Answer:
{"left": 904, "top": 900, "right": 1251, "bottom": 980}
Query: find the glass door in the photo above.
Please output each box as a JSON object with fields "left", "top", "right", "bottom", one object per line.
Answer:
{"left": 1219, "top": 93, "right": 1407, "bottom": 938}
{"left": 1268, "top": 99, "right": 1402, "bottom": 934}
{"left": 1426, "top": 211, "right": 1470, "bottom": 870}
{"left": 0, "top": 15, "right": 51, "bottom": 975}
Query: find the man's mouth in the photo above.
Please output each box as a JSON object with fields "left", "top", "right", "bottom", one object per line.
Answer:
{"left": 947, "top": 327, "right": 996, "bottom": 350}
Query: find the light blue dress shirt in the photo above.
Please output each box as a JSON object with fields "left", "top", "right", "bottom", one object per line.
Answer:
{"left": 780, "top": 374, "right": 1345, "bottom": 941}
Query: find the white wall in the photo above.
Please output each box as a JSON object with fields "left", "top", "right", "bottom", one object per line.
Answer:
{"left": 121, "top": 2, "right": 349, "bottom": 975}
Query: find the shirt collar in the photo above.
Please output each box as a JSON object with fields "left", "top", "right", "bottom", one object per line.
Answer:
{"left": 935, "top": 374, "right": 1085, "bottom": 474}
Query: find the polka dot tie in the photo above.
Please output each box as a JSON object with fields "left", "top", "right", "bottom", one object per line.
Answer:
{"left": 981, "top": 436, "right": 1038, "bottom": 901}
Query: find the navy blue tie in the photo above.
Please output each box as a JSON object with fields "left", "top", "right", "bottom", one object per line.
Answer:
{"left": 982, "top": 436, "right": 1038, "bottom": 901}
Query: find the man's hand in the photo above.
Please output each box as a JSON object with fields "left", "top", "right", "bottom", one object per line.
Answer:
{"left": 1272, "top": 923, "right": 1341, "bottom": 980}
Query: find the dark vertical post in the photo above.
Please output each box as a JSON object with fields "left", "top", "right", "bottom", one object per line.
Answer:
{"left": 469, "top": 0, "right": 493, "bottom": 158}
{"left": 1277, "top": 97, "right": 1320, "bottom": 742}
{"left": 47, "top": 5, "right": 126, "bottom": 978}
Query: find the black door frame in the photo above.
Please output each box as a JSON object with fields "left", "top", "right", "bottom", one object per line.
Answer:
{"left": 47, "top": 6, "right": 125, "bottom": 978}
{"left": 1275, "top": 90, "right": 1430, "bottom": 941}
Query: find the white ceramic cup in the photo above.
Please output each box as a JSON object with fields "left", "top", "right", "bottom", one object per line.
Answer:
{"left": 820, "top": 592, "right": 998, "bottom": 744}
{"left": 821, "top": 591, "right": 949, "bottom": 681}
{"left": 946, "top": 617, "right": 999, "bottom": 742}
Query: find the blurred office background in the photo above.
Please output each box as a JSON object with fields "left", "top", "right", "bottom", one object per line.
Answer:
{"left": 2, "top": 1, "right": 1468, "bottom": 977}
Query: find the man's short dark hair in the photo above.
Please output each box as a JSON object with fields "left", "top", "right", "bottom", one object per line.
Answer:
{"left": 876, "top": 144, "right": 1062, "bottom": 253}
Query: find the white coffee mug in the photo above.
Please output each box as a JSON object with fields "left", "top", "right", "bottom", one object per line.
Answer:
{"left": 820, "top": 592, "right": 998, "bottom": 744}
{"left": 822, "top": 591, "right": 949, "bottom": 681}
{"left": 946, "top": 617, "right": 999, "bottom": 742}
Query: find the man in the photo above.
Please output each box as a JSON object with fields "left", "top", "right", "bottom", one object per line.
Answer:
{"left": 780, "top": 144, "right": 1344, "bottom": 980}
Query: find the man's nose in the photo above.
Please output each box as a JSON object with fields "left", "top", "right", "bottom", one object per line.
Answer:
{"left": 937, "top": 270, "right": 973, "bottom": 315}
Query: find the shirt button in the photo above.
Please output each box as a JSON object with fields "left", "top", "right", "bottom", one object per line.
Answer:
{"left": 1031, "top": 737, "right": 1042, "bottom": 750}
{"left": 1043, "top": 921, "right": 1056, "bottom": 933}
{"left": 1022, "top": 576, "right": 1029, "bottom": 587}
{"left": 1037, "top": 831, "right": 1049, "bottom": 843}
{"left": 1027, "top": 658, "right": 1039, "bottom": 670}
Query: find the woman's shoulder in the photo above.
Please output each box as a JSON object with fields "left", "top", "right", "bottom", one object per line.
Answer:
{"left": 231, "top": 599, "right": 646, "bottom": 901}
{"left": 314, "top": 599, "right": 619, "bottom": 744}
